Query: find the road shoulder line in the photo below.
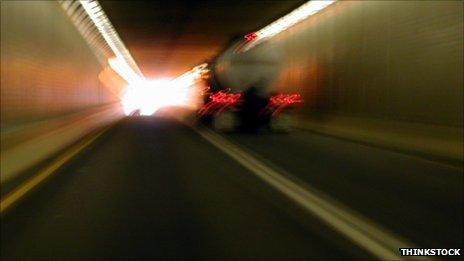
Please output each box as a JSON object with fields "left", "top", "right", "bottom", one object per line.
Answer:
{"left": 195, "top": 127, "right": 426, "bottom": 260}
{"left": 0, "top": 125, "right": 112, "bottom": 215}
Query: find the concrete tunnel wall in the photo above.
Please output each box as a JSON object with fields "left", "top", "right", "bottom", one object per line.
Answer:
{"left": 1, "top": 1, "right": 124, "bottom": 183}
{"left": 250, "top": 1, "right": 463, "bottom": 161}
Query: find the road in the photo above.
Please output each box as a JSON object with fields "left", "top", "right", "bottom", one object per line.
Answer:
{"left": 1, "top": 117, "right": 462, "bottom": 260}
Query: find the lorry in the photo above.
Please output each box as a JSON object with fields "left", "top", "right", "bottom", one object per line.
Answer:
{"left": 198, "top": 37, "right": 301, "bottom": 132}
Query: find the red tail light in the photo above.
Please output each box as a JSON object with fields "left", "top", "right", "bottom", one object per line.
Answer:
{"left": 244, "top": 32, "right": 258, "bottom": 42}
{"left": 210, "top": 91, "right": 242, "bottom": 104}
{"left": 266, "top": 93, "right": 302, "bottom": 116}
{"left": 199, "top": 91, "right": 242, "bottom": 116}
{"left": 270, "top": 94, "right": 302, "bottom": 105}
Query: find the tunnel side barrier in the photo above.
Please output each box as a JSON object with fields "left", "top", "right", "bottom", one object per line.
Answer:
{"left": 267, "top": 1, "right": 463, "bottom": 127}
{"left": 297, "top": 115, "right": 463, "bottom": 166}
{"left": 283, "top": 1, "right": 464, "bottom": 164}
{"left": 1, "top": 103, "right": 123, "bottom": 185}
{"left": 1, "top": 1, "right": 126, "bottom": 186}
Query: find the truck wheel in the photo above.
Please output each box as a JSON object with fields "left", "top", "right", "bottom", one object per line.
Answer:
{"left": 213, "top": 111, "right": 237, "bottom": 132}
{"left": 271, "top": 112, "right": 293, "bottom": 133}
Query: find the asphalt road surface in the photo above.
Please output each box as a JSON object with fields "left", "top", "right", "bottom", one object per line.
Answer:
{"left": 1, "top": 117, "right": 462, "bottom": 260}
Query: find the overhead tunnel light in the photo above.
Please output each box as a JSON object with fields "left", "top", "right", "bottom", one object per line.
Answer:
{"left": 79, "top": 0, "right": 144, "bottom": 80}
{"left": 108, "top": 57, "right": 143, "bottom": 84}
{"left": 243, "top": 0, "right": 336, "bottom": 51}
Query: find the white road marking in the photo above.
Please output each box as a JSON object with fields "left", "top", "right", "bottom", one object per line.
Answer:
{"left": 195, "top": 127, "right": 427, "bottom": 260}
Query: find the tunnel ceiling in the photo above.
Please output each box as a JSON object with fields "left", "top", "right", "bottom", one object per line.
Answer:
{"left": 100, "top": 0, "right": 305, "bottom": 78}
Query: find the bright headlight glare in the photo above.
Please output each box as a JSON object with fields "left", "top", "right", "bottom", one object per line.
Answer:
{"left": 120, "top": 63, "right": 210, "bottom": 116}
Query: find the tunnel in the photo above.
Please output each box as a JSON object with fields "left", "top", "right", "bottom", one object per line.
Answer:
{"left": 1, "top": 0, "right": 463, "bottom": 259}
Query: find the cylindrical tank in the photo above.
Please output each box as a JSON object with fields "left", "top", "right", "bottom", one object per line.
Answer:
{"left": 214, "top": 40, "right": 283, "bottom": 96}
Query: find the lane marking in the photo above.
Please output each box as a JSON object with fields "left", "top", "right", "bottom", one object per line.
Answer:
{"left": 1, "top": 126, "right": 111, "bottom": 214}
{"left": 195, "top": 127, "right": 427, "bottom": 260}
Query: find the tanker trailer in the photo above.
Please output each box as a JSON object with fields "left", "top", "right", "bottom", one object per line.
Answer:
{"left": 199, "top": 39, "right": 301, "bottom": 132}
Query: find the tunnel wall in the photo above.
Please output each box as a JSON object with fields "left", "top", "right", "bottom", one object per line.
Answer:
{"left": 244, "top": 0, "right": 463, "bottom": 162}
{"left": 1, "top": 1, "right": 123, "bottom": 183}
{"left": 1, "top": 1, "right": 118, "bottom": 126}
{"left": 266, "top": 0, "right": 463, "bottom": 127}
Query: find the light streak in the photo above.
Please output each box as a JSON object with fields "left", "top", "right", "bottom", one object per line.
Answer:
{"left": 243, "top": 0, "right": 336, "bottom": 51}
{"left": 108, "top": 57, "right": 143, "bottom": 84}
{"left": 79, "top": 0, "right": 143, "bottom": 78}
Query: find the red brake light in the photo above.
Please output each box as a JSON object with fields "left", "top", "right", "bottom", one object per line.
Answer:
{"left": 244, "top": 32, "right": 258, "bottom": 42}
{"left": 270, "top": 94, "right": 302, "bottom": 105}
{"left": 210, "top": 91, "right": 242, "bottom": 104}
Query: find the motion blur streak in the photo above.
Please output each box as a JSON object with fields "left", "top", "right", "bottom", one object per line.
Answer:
{"left": 79, "top": 0, "right": 143, "bottom": 77}
{"left": 1, "top": 0, "right": 462, "bottom": 260}
{"left": 171, "top": 63, "right": 209, "bottom": 89}
{"left": 243, "top": 0, "right": 336, "bottom": 51}
{"left": 108, "top": 57, "right": 143, "bottom": 85}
